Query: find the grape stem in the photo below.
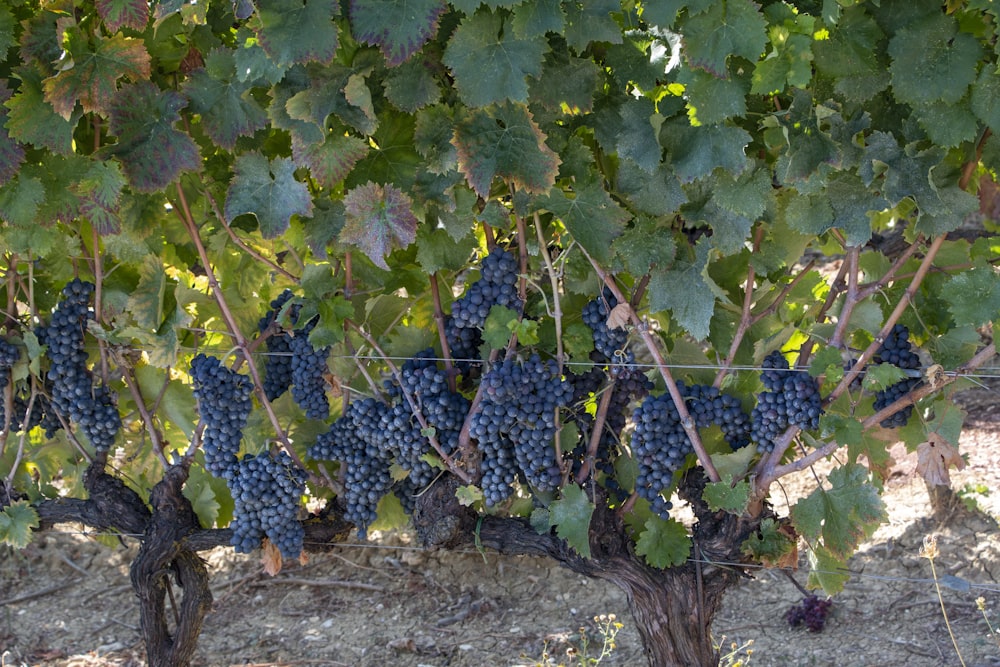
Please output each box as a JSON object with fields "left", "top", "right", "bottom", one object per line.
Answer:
{"left": 575, "top": 377, "right": 617, "bottom": 485}
{"left": 578, "top": 247, "right": 721, "bottom": 483}
{"left": 205, "top": 191, "right": 299, "bottom": 282}
{"left": 428, "top": 273, "right": 457, "bottom": 393}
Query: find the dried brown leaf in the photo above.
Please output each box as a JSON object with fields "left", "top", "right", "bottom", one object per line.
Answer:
{"left": 915, "top": 432, "right": 965, "bottom": 487}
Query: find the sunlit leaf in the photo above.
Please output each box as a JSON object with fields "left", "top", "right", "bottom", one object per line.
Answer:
{"left": 183, "top": 49, "right": 269, "bottom": 149}
{"left": 680, "top": 0, "right": 767, "bottom": 77}
{"left": 96, "top": 0, "right": 149, "bottom": 31}
{"left": 635, "top": 516, "right": 690, "bottom": 569}
{"left": 549, "top": 483, "right": 594, "bottom": 558}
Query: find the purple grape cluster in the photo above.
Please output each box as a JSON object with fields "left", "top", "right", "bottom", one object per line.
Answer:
{"left": 227, "top": 450, "right": 307, "bottom": 559}
{"left": 872, "top": 324, "right": 922, "bottom": 428}
{"left": 582, "top": 288, "right": 632, "bottom": 365}
{"left": 37, "top": 279, "right": 121, "bottom": 451}
{"left": 786, "top": 594, "right": 833, "bottom": 632}
{"left": 190, "top": 353, "right": 253, "bottom": 477}
{"left": 750, "top": 351, "right": 822, "bottom": 453}
{"left": 289, "top": 319, "right": 330, "bottom": 420}
{"left": 258, "top": 289, "right": 297, "bottom": 401}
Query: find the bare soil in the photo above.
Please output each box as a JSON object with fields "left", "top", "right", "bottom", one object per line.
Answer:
{"left": 2, "top": 386, "right": 999, "bottom": 667}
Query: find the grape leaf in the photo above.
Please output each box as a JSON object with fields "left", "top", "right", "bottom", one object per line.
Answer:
{"left": 349, "top": 0, "right": 446, "bottom": 66}
{"left": 563, "top": 0, "right": 623, "bottom": 52}
{"left": 347, "top": 111, "right": 421, "bottom": 190}
{"left": 527, "top": 54, "right": 602, "bottom": 114}
{"left": 286, "top": 64, "right": 378, "bottom": 136}
{"left": 913, "top": 101, "right": 978, "bottom": 150}
{"left": 0, "top": 501, "right": 39, "bottom": 549}
{"left": 291, "top": 132, "right": 369, "bottom": 189}
{"left": 776, "top": 91, "right": 839, "bottom": 182}
{"left": 384, "top": 58, "right": 442, "bottom": 112}
{"left": 414, "top": 105, "right": 458, "bottom": 173}
{"left": 43, "top": 31, "right": 151, "bottom": 118}
{"left": 662, "top": 121, "right": 751, "bottom": 183}
{"left": 415, "top": 224, "right": 475, "bottom": 274}
{"left": 0, "top": 6, "right": 14, "bottom": 56}
{"left": 813, "top": 5, "right": 888, "bottom": 102}
{"left": 617, "top": 160, "right": 687, "bottom": 217}
{"left": 257, "top": 0, "right": 340, "bottom": 67}
{"left": 535, "top": 176, "right": 629, "bottom": 264}
{"left": 703, "top": 474, "right": 750, "bottom": 514}
{"left": 648, "top": 240, "right": 725, "bottom": 341}
{"left": 225, "top": 152, "right": 314, "bottom": 239}
{"left": 96, "top": 0, "right": 149, "bottom": 31}
{"left": 182, "top": 49, "right": 268, "bottom": 150}
{"left": 103, "top": 82, "right": 200, "bottom": 192}
{"left": 613, "top": 215, "right": 676, "bottom": 276}
{"left": 806, "top": 544, "right": 850, "bottom": 595}
{"left": 971, "top": 67, "right": 1000, "bottom": 132}
{"left": 512, "top": 0, "right": 564, "bottom": 39}
{"left": 680, "top": 0, "right": 767, "bottom": 77}
{"left": 483, "top": 304, "right": 520, "bottom": 350}
{"left": 888, "top": 13, "right": 980, "bottom": 107}
{"left": 453, "top": 102, "right": 560, "bottom": 197}
{"left": 128, "top": 255, "right": 166, "bottom": 331}
{"left": 340, "top": 181, "right": 418, "bottom": 270}
{"left": 791, "top": 463, "right": 886, "bottom": 560}
{"left": 549, "top": 483, "right": 594, "bottom": 558}
{"left": 635, "top": 516, "right": 690, "bottom": 569}
{"left": 0, "top": 175, "right": 44, "bottom": 226}
{"left": 825, "top": 171, "right": 885, "bottom": 246}
{"left": 741, "top": 518, "right": 797, "bottom": 568}
{"left": 0, "top": 85, "right": 24, "bottom": 186}
{"left": 614, "top": 97, "right": 663, "bottom": 174}
{"left": 443, "top": 8, "right": 548, "bottom": 107}
{"left": 682, "top": 66, "right": 748, "bottom": 125}
{"left": 5, "top": 63, "right": 81, "bottom": 155}
{"left": 940, "top": 262, "right": 1000, "bottom": 327}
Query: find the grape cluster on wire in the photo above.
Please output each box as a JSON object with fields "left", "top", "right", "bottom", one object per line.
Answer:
{"left": 289, "top": 318, "right": 330, "bottom": 420}
{"left": 872, "top": 324, "right": 922, "bottom": 428}
{"left": 786, "top": 594, "right": 833, "bottom": 632}
{"left": 445, "top": 247, "right": 522, "bottom": 369}
{"left": 750, "top": 351, "right": 822, "bottom": 453}
{"left": 469, "top": 355, "right": 572, "bottom": 506}
{"left": 381, "top": 350, "right": 469, "bottom": 513}
{"left": 36, "top": 279, "right": 121, "bottom": 451}
{"left": 227, "top": 450, "right": 307, "bottom": 559}
{"left": 632, "top": 382, "right": 751, "bottom": 519}
{"left": 259, "top": 289, "right": 297, "bottom": 401}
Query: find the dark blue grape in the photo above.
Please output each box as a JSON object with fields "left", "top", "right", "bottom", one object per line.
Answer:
{"left": 582, "top": 288, "right": 632, "bottom": 365}
{"left": 873, "top": 324, "right": 922, "bottom": 428}
{"left": 751, "top": 351, "right": 822, "bottom": 453}
{"left": 191, "top": 353, "right": 253, "bottom": 477}
{"left": 227, "top": 450, "right": 307, "bottom": 560}
{"left": 289, "top": 320, "right": 330, "bottom": 420}
{"left": 259, "top": 290, "right": 297, "bottom": 401}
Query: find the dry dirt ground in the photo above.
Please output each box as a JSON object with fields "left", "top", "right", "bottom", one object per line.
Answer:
{"left": 2, "top": 384, "right": 1000, "bottom": 667}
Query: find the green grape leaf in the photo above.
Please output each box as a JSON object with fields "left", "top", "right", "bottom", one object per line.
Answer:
{"left": 613, "top": 216, "right": 676, "bottom": 276}
{"left": 128, "top": 255, "right": 166, "bottom": 331}
{"left": 349, "top": 0, "right": 446, "bottom": 66}
{"left": 512, "top": 0, "right": 565, "bottom": 39}
{"left": 292, "top": 132, "right": 369, "bottom": 189}
{"left": 806, "top": 544, "right": 850, "bottom": 595}
{"left": 928, "top": 325, "right": 980, "bottom": 370}
{"left": 862, "top": 363, "right": 909, "bottom": 392}
{"left": 0, "top": 85, "right": 23, "bottom": 187}
{"left": 225, "top": 152, "right": 314, "bottom": 239}
{"left": 791, "top": 463, "right": 886, "bottom": 560}
{"left": 634, "top": 516, "right": 690, "bottom": 569}
{"left": 741, "top": 518, "right": 796, "bottom": 567}
{"left": 888, "top": 14, "right": 980, "bottom": 107}
{"left": 443, "top": 8, "right": 548, "bottom": 107}
{"left": 257, "top": 0, "right": 340, "bottom": 67}
{"left": 483, "top": 304, "right": 520, "bottom": 350}
{"left": 703, "top": 474, "right": 750, "bottom": 514}
{"left": 0, "top": 501, "right": 40, "bottom": 548}
{"left": 182, "top": 469, "right": 223, "bottom": 528}
{"left": 940, "top": 262, "right": 1000, "bottom": 327}
{"left": 812, "top": 6, "right": 888, "bottom": 102}
{"left": 826, "top": 171, "right": 884, "bottom": 246}
{"left": 913, "top": 101, "right": 979, "bottom": 149}
{"left": 0, "top": 176, "right": 46, "bottom": 226}
{"left": 680, "top": 0, "right": 767, "bottom": 77}
{"left": 563, "top": 0, "right": 622, "bottom": 51}
{"left": 453, "top": 102, "right": 560, "bottom": 197}
{"left": 648, "top": 240, "right": 725, "bottom": 341}
{"left": 528, "top": 54, "right": 602, "bottom": 114}
{"left": 5, "top": 63, "right": 81, "bottom": 155}
{"left": 103, "top": 82, "right": 200, "bottom": 192}
{"left": 414, "top": 105, "right": 458, "bottom": 173}
{"left": 614, "top": 97, "right": 663, "bottom": 174}
{"left": 43, "top": 31, "right": 151, "bottom": 118}
{"left": 234, "top": 39, "right": 288, "bottom": 86}
{"left": 971, "top": 67, "right": 1000, "bottom": 131}
{"left": 751, "top": 33, "right": 813, "bottom": 94}
{"left": 414, "top": 224, "right": 474, "bottom": 274}
{"left": 0, "top": 6, "right": 14, "bottom": 56}
{"left": 347, "top": 111, "right": 421, "bottom": 189}
{"left": 808, "top": 345, "right": 845, "bottom": 381}
{"left": 549, "top": 483, "right": 594, "bottom": 558}
{"left": 682, "top": 66, "right": 748, "bottom": 125}
{"left": 710, "top": 445, "right": 758, "bottom": 480}
{"left": 662, "top": 121, "right": 751, "bottom": 183}
{"left": 536, "top": 177, "right": 629, "bottom": 264}
{"left": 384, "top": 58, "right": 442, "bottom": 112}
{"left": 182, "top": 49, "right": 268, "bottom": 150}
{"left": 776, "top": 91, "right": 840, "bottom": 182}
{"left": 96, "top": 0, "right": 149, "bottom": 31}
{"left": 617, "top": 160, "right": 687, "bottom": 217}
{"left": 340, "top": 181, "right": 418, "bottom": 270}
{"left": 287, "top": 64, "right": 379, "bottom": 137}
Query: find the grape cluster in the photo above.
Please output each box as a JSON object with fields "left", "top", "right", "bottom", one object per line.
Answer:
{"left": 37, "top": 279, "right": 121, "bottom": 451}
{"left": 381, "top": 350, "right": 469, "bottom": 503}
{"left": 750, "top": 351, "right": 822, "bottom": 453}
{"left": 259, "top": 290, "right": 297, "bottom": 401}
{"left": 469, "top": 355, "right": 572, "bottom": 505}
{"left": 445, "top": 248, "right": 522, "bottom": 368}
{"left": 0, "top": 340, "right": 39, "bottom": 432}
{"left": 786, "top": 594, "right": 833, "bottom": 632}
{"left": 682, "top": 383, "right": 752, "bottom": 449}
{"left": 289, "top": 319, "right": 330, "bottom": 420}
{"left": 227, "top": 450, "right": 307, "bottom": 559}
{"left": 873, "top": 324, "right": 922, "bottom": 428}
{"left": 309, "top": 397, "right": 393, "bottom": 538}
{"left": 582, "top": 288, "right": 632, "bottom": 365}
{"left": 190, "top": 353, "right": 253, "bottom": 477}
